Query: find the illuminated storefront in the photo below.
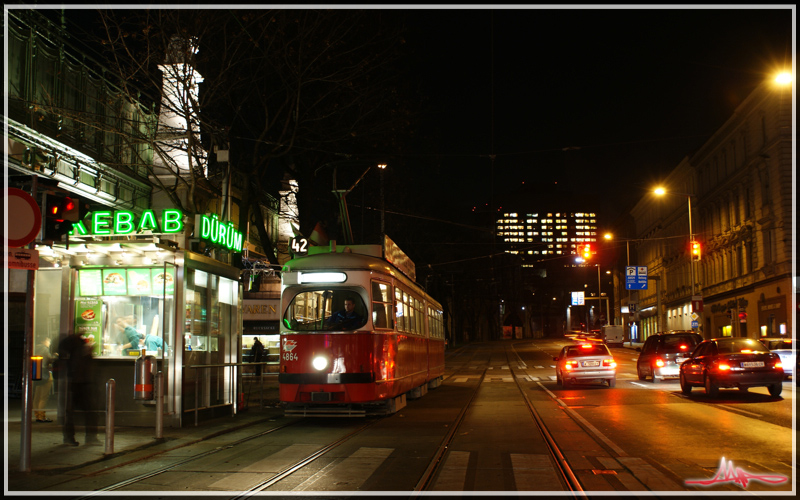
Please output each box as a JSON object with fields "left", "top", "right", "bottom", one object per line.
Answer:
{"left": 33, "top": 209, "right": 243, "bottom": 427}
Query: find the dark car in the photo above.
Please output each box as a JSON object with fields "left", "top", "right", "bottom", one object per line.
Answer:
{"left": 679, "top": 337, "right": 784, "bottom": 397}
{"left": 554, "top": 343, "right": 617, "bottom": 388}
{"left": 636, "top": 331, "right": 703, "bottom": 382}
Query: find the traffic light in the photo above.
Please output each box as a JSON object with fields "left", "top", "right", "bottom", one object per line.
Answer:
{"left": 690, "top": 240, "right": 702, "bottom": 261}
{"left": 44, "top": 194, "right": 80, "bottom": 241}
{"left": 581, "top": 243, "right": 592, "bottom": 261}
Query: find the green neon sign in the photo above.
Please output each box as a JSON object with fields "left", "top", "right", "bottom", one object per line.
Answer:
{"left": 69, "top": 209, "right": 185, "bottom": 236}
{"left": 196, "top": 213, "right": 243, "bottom": 252}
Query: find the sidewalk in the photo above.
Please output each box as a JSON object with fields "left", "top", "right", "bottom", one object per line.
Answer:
{"left": 5, "top": 382, "right": 283, "bottom": 492}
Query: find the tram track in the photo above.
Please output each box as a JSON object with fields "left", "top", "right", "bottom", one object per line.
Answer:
{"left": 414, "top": 345, "right": 584, "bottom": 494}
{"left": 74, "top": 418, "right": 305, "bottom": 496}
{"left": 72, "top": 344, "right": 583, "bottom": 495}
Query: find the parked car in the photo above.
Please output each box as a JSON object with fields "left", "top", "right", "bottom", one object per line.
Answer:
{"left": 679, "top": 337, "right": 784, "bottom": 397}
{"left": 554, "top": 343, "right": 617, "bottom": 388}
{"left": 636, "top": 331, "right": 703, "bottom": 382}
{"left": 760, "top": 338, "right": 795, "bottom": 378}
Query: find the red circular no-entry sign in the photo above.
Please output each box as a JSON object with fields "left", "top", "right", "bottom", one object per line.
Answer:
{"left": 6, "top": 187, "right": 42, "bottom": 248}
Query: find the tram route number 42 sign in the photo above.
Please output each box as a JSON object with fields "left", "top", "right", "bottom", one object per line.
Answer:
{"left": 626, "top": 266, "right": 648, "bottom": 290}
{"left": 290, "top": 237, "right": 309, "bottom": 256}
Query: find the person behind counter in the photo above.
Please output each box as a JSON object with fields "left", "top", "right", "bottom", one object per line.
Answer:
{"left": 139, "top": 332, "right": 168, "bottom": 354}
{"left": 115, "top": 315, "right": 141, "bottom": 355}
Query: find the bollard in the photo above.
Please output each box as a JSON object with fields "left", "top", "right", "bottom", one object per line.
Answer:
{"left": 105, "top": 379, "right": 115, "bottom": 455}
{"left": 155, "top": 372, "right": 163, "bottom": 439}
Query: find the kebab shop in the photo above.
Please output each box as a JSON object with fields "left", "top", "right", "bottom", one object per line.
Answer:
{"left": 35, "top": 209, "right": 244, "bottom": 427}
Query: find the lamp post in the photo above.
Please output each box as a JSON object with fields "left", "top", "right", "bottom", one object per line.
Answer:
{"left": 654, "top": 187, "right": 695, "bottom": 297}
{"left": 378, "top": 163, "right": 387, "bottom": 242}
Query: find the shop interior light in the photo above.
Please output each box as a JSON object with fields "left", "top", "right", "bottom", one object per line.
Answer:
{"left": 299, "top": 272, "right": 347, "bottom": 284}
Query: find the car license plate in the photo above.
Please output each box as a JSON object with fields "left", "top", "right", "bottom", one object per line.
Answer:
{"left": 582, "top": 361, "right": 600, "bottom": 367}
{"left": 741, "top": 361, "right": 765, "bottom": 368}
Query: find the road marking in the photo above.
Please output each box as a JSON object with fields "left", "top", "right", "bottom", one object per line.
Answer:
{"left": 511, "top": 453, "right": 564, "bottom": 491}
{"left": 293, "top": 447, "right": 393, "bottom": 491}
{"left": 431, "top": 450, "right": 470, "bottom": 491}
{"left": 240, "top": 443, "right": 321, "bottom": 473}
{"left": 616, "top": 456, "right": 681, "bottom": 491}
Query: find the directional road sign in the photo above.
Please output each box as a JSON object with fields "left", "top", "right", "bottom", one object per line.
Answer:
{"left": 626, "top": 266, "right": 648, "bottom": 290}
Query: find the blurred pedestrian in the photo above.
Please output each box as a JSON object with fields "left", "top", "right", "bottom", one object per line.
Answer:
{"left": 59, "top": 332, "right": 99, "bottom": 446}
{"left": 250, "top": 337, "right": 264, "bottom": 376}
{"left": 33, "top": 337, "right": 55, "bottom": 422}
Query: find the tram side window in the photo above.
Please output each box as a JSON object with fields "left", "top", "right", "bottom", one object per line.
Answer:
{"left": 371, "top": 281, "right": 394, "bottom": 330}
{"left": 394, "top": 287, "right": 405, "bottom": 332}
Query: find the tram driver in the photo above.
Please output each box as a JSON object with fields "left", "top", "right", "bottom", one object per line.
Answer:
{"left": 325, "top": 297, "right": 364, "bottom": 330}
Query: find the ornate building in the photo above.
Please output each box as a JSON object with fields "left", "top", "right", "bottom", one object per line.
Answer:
{"left": 629, "top": 77, "right": 793, "bottom": 341}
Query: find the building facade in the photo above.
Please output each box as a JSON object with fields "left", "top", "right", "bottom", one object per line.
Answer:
{"left": 496, "top": 211, "right": 598, "bottom": 265}
{"left": 628, "top": 79, "right": 794, "bottom": 342}
{"left": 6, "top": 9, "right": 283, "bottom": 427}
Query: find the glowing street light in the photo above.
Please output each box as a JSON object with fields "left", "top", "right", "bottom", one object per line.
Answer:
{"left": 774, "top": 71, "right": 792, "bottom": 85}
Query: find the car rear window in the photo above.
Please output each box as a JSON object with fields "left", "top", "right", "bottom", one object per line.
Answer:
{"left": 765, "top": 340, "right": 794, "bottom": 350}
{"left": 661, "top": 335, "right": 700, "bottom": 352}
{"left": 717, "top": 338, "right": 770, "bottom": 354}
{"left": 567, "top": 345, "right": 609, "bottom": 357}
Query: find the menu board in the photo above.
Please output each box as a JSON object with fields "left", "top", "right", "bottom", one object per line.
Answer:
{"left": 78, "top": 269, "right": 103, "bottom": 296}
{"left": 127, "top": 268, "right": 152, "bottom": 295}
{"left": 74, "top": 297, "right": 103, "bottom": 356}
{"left": 102, "top": 269, "right": 128, "bottom": 295}
{"left": 78, "top": 267, "right": 175, "bottom": 296}
{"left": 152, "top": 267, "right": 175, "bottom": 295}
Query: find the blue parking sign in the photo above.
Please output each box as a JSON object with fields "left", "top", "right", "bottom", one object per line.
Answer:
{"left": 626, "top": 266, "right": 648, "bottom": 290}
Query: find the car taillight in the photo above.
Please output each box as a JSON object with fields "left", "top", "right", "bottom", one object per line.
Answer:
{"left": 718, "top": 363, "right": 731, "bottom": 371}
{"left": 565, "top": 361, "right": 576, "bottom": 371}
{"left": 602, "top": 359, "right": 617, "bottom": 368}
{"left": 775, "top": 362, "right": 783, "bottom": 369}
{"left": 580, "top": 344, "right": 593, "bottom": 349}
{"left": 655, "top": 358, "right": 665, "bottom": 367}
{"left": 679, "top": 344, "right": 688, "bottom": 350}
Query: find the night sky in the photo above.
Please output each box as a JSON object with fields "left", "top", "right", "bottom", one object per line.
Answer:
{"left": 398, "top": 7, "right": 793, "bottom": 229}
{"left": 24, "top": 5, "right": 794, "bottom": 267}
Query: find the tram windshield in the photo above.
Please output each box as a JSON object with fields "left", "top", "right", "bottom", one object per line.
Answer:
{"left": 283, "top": 289, "right": 367, "bottom": 331}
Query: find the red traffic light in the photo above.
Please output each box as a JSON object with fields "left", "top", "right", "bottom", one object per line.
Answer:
{"left": 581, "top": 243, "right": 592, "bottom": 260}
{"left": 690, "top": 240, "right": 701, "bottom": 261}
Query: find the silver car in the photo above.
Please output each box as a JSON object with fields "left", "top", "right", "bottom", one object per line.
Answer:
{"left": 554, "top": 343, "right": 617, "bottom": 388}
{"left": 761, "top": 338, "right": 795, "bottom": 378}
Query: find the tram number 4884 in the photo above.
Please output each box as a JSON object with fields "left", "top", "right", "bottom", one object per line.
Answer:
{"left": 290, "top": 237, "right": 308, "bottom": 256}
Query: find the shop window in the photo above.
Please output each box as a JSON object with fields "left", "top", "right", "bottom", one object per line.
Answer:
{"left": 76, "top": 266, "right": 175, "bottom": 359}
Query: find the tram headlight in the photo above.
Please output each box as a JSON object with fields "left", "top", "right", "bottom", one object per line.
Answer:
{"left": 312, "top": 356, "right": 328, "bottom": 371}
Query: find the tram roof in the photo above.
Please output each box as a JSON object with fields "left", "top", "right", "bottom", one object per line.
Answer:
{"left": 282, "top": 244, "right": 439, "bottom": 307}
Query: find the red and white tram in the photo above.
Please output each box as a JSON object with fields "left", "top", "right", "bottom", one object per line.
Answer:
{"left": 279, "top": 240, "right": 445, "bottom": 416}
